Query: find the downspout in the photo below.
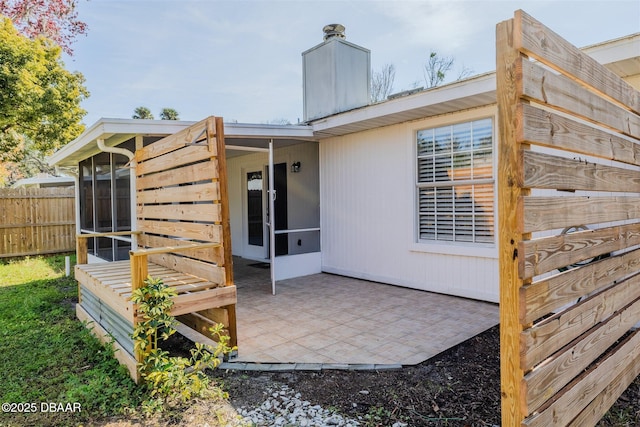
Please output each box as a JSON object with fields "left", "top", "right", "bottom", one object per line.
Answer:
{"left": 96, "top": 138, "right": 135, "bottom": 162}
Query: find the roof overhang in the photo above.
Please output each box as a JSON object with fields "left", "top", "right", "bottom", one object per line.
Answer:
{"left": 48, "top": 119, "right": 315, "bottom": 167}
{"left": 223, "top": 122, "right": 316, "bottom": 157}
{"left": 48, "top": 119, "right": 196, "bottom": 167}
{"left": 582, "top": 33, "right": 640, "bottom": 78}
{"left": 310, "top": 72, "right": 497, "bottom": 138}
{"left": 12, "top": 175, "right": 75, "bottom": 188}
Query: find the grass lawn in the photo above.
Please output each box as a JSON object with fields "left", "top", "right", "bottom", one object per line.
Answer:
{"left": 0, "top": 255, "right": 144, "bottom": 427}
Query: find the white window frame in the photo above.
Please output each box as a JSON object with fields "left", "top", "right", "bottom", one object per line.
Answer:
{"left": 410, "top": 110, "right": 498, "bottom": 258}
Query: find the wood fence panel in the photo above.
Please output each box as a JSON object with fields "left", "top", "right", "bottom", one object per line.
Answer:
{"left": 0, "top": 187, "right": 75, "bottom": 258}
{"left": 498, "top": 10, "right": 640, "bottom": 426}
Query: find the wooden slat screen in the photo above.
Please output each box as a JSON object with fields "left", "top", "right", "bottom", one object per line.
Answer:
{"left": 498, "top": 10, "right": 640, "bottom": 427}
{"left": 0, "top": 187, "right": 75, "bottom": 258}
{"left": 135, "top": 116, "right": 233, "bottom": 286}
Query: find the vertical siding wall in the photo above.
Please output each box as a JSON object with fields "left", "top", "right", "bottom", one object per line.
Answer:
{"left": 320, "top": 106, "right": 499, "bottom": 302}
{"left": 226, "top": 142, "right": 320, "bottom": 258}
{"left": 0, "top": 187, "right": 75, "bottom": 258}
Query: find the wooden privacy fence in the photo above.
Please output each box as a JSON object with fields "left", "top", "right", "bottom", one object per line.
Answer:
{"left": 498, "top": 11, "right": 640, "bottom": 426}
{"left": 74, "top": 116, "right": 237, "bottom": 382}
{"left": 0, "top": 187, "right": 75, "bottom": 258}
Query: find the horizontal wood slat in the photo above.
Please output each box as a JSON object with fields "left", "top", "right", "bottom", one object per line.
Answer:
{"left": 171, "top": 286, "right": 236, "bottom": 317}
{"left": 519, "top": 222, "right": 640, "bottom": 280}
{"left": 521, "top": 196, "right": 640, "bottom": 233}
{"left": 522, "top": 150, "right": 640, "bottom": 192}
{"left": 0, "top": 188, "right": 74, "bottom": 198}
{"left": 137, "top": 144, "right": 216, "bottom": 176}
{"left": 514, "top": 10, "right": 640, "bottom": 114}
{"left": 519, "top": 104, "right": 640, "bottom": 167}
{"left": 520, "top": 247, "right": 640, "bottom": 324}
{"left": 136, "top": 117, "right": 216, "bottom": 162}
{"left": 568, "top": 335, "right": 640, "bottom": 426}
{"left": 136, "top": 203, "right": 221, "bottom": 223}
{"left": 136, "top": 160, "right": 219, "bottom": 191}
{"left": 137, "top": 234, "right": 224, "bottom": 265}
{"left": 523, "top": 296, "right": 640, "bottom": 415}
{"left": 521, "top": 272, "right": 640, "bottom": 371}
{"left": 499, "top": 10, "right": 640, "bottom": 426}
{"left": 137, "top": 181, "right": 220, "bottom": 205}
{"left": 147, "top": 252, "right": 225, "bottom": 284}
{"left": 520, "top": 59, "right": 640, "bottom": 138}
{"left": 0, "top": 220, "right": 75, "bottom": 229}
{"left": 176, "top": 313, "right": 226, "bottom": 343}
{"left": 523, "top": 330, "right": 640, "bottom": 427}
{"left": 137, "top": 220, "right": 222, "bottom": 242}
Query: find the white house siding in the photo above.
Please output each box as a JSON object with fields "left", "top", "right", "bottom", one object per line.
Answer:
{"left": 226, "top": 141, "right": 320, "bottom": 259}
{"left": 319, "top": 105, "right": 500, "bottom": 302}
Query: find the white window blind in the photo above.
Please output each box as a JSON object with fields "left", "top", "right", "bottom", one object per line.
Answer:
{"left": 416, "top": 118, "right": 494, "bottom": 244}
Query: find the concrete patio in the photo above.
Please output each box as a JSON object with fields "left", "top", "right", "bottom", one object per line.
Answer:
{"left": 223, "top": 257, "right": 499, "bottom": 369}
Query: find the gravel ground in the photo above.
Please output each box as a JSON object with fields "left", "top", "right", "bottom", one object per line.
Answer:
{"left": 236, "top": 384, "right": 361, "bottom": 426}
{"left": 90, "top": 325, "right": 640, "bottom": 426}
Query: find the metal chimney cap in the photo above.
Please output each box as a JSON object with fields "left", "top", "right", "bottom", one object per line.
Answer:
{"left": 323, "top": 24, "right": 346, "bottom": 40}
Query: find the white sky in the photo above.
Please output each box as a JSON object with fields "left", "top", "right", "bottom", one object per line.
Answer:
{"left": 63, "top": 0, "right": 640, "bottom": 126}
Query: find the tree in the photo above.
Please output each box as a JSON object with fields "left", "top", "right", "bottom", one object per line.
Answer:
{"left": 159, "top": 108, "right": 179, "bottom": 120}
{"left": 0, "top": 17, "right": 87, "bottom": 164}
{"left": 423, "top": 51, "right": 473, "bottom": 88}
{"left": 132, "top": 106, "right": 154, "bottom": 120}
{"left": 371, "top": 63, "right": 395, "bottom": 103}
{"left": 0, "top": 0, "right": 88, "bottom": 55}
{"left": 0, "top": 139, "right": 57, "bottom": 186}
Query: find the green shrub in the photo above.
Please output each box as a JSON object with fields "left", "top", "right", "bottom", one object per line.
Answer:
{"left": 130, "top": 276, "right": 235, "bottom": 415}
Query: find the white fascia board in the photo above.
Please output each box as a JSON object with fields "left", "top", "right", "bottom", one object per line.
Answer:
{"left": 48, "top": 118, "right": 315, "bottom": 167}
{"left": 225, "top": 122, "right": 314, "bottom": 140}
{"left": 12, "top": 176, "right": 75, "bottom": 188}
{"left": 48, "top": 118, "right": 196, "bottom": 166}
{"left": 311, "top": 72, "right": 496, "bottom": 134}
{"left": 582, "top": 33, "right": 640, "bottom": 65}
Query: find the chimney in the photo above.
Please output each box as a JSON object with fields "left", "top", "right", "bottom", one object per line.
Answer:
{"left": 302, "top": 24, "right": 371, "bottom": 122}
{"left": 323, "top": 23, "right": 346, "bottom": 40}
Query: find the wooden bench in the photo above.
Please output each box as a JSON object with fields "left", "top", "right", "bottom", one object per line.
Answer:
{"left": 74, "top": 117, "right": 237, "bottom": 382}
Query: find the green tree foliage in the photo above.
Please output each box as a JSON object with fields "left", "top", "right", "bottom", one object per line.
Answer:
{"left": 159, "top": 107, "right": 179, "bottom": 120}
{"left": 132, "top": 106, "right": 154, "bottom": 120}
{"left": 0, "top": 141, "right": 56, "bottom": 186}
{"left": 0, "top": 17, "right": 88, "bottom": 164}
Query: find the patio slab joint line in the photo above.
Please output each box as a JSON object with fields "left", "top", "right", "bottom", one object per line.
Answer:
{"left": 218, "top": 362, "right": 403, "bottom": 372}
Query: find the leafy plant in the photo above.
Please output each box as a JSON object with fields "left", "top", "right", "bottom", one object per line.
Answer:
{"left": 130, "top": 276, "right": 235, "bottom": 415}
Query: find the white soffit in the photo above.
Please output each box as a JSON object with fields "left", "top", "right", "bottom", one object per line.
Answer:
{"left": 48, "top": 118, "right": 315, "bottom": 167}
{"left": 310, "top": 72, "right": 497, "bottom": 138}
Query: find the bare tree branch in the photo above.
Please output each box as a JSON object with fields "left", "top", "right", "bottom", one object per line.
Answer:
{"left": 371, "top": 63, "right": 396, "bottom": 103}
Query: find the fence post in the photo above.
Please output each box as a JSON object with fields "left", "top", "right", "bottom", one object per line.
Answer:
{"left": 496, "top": 16, "right": 529, "bottom": 426}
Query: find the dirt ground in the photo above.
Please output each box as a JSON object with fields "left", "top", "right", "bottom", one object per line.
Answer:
{"left": 212, "top": 325, "right": 640, "bottom": 427}
{"left": 89, "top": 325, "right": 640, "bottom": 426}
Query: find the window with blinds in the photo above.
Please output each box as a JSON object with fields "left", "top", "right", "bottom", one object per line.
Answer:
{"left": 416, "top": 118, "right": 494, "bottom": 244}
